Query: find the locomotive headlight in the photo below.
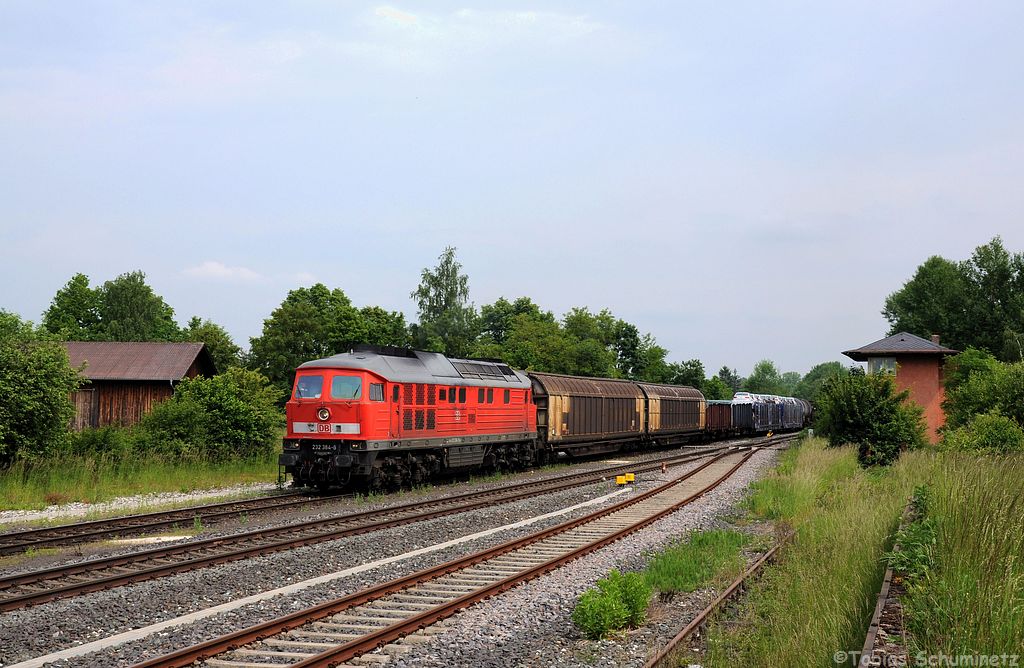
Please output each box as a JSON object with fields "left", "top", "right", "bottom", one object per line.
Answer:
{"left": 317, "top": 407, "right": 331, "bottom": 422}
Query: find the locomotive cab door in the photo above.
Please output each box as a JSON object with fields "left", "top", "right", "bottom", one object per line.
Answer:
{"left": 390, "top": 384, "right": 401, "bottom": 438}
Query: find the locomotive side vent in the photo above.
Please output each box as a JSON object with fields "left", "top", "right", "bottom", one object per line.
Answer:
{"left": 427, "top": 409, "right": 436, "bottom": 430}
{"left": 403, "top": 409, "right": 413, "bottom": 430}
{"left": 403, "top": 384, "right": 413, "bottom": 404}
{"left": 415, "top": 409, "right": 425, "bottom": 430}
{"left": 428, "top": 386, "right": 436, "bottom": 405}
{"left": 415, "top": 384, "right": 425, "bottom": 405}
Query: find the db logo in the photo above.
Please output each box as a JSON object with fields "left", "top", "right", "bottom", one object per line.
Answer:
{"left": 454, "top": 410, "right": 462, "bottom": 421}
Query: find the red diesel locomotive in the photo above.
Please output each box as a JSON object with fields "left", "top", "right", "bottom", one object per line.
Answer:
{"left": 280, "top": 346, "right": 537, "bottom": 489}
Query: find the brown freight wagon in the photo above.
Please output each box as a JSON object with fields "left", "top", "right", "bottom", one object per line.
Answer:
{"left": 529, "top": 372, "right": 645, "bottom": 456}
{"left": 637, "top": 382, "right": 706, "bottom": 442}
{"left": 705, "top": 400, "right": 734, "bottom": 437}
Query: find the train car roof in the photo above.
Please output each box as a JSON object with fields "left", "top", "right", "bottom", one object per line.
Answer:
{"left": 297, "top": 348, "right": 532, "bottom": 389}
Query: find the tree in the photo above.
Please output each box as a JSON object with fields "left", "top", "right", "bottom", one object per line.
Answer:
{"left": 816, "top": 372, "right": 926, "bottom": 466}
{"left": 42, "top": 273, "right": 101, "bottom": 340}
{"left": 701, "top": 376, "right": 733, "bottom": 400}
{"left": 96, "top": 271, "right": 180, "bottom": 341}
{"left": 793, "top": 361, "right": 847, "bottom": 402}
{"left": 0, "top": 312, "right": 82, "bottom": 462}
{"left": 360, "top": 306, "right": 411, "bottom": 348}
{"left": 716, "top": 366, "right": 742, "bottom": 393}
{"left": 183, "top": 317, "right": 241, "bottom": 373}
{"left": 249, "top": 284, "right": 368, "bottom": 396}
{"left": 668, "top": 359, "right": 705, "bottom": 388}
{"left": 883, "top": 256, "right": 969, "bottom": 350}
{"left": 633, "top": 335, "right": 671, "bottom": 382}
{"left": 883, "top": 237, "right": 1024, "bottom": 361}
{"left": 744, "top": 360, "right": 783, "bottom": 394}
{"left": 410, "top": 247, "right": 478, "bottom": 357}
{"left": 478, "top": 297, "right": 552, "bottom": 345}
{"left": 779, "top": 371, "right": 802, "bottom": 396}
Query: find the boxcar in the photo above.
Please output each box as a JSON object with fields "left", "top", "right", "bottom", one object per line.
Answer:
{"left": 529, "top": 372, "right": 645, "bottom": 456}
{"left": 705, "top": 400, "right": 734, "bottom": 436}
{"left": 637, "top": 382, "right": 705, "bottom": 442}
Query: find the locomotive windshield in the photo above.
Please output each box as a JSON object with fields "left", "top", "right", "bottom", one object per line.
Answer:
{"left": 295, "top": 374, "right": 324, "bottom": 399}
{"left": 330, "top": 375, "right": 362, "bottom": 400}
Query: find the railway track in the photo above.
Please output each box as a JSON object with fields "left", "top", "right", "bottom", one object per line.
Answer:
{"left": 133, "top": 440, "right": 789, "bottom": 668}
{"left": 0, "top": 491, "right": 324, "bottom": 557}
{"left": 0, "top": 441, "right": 756, "bottom": 613}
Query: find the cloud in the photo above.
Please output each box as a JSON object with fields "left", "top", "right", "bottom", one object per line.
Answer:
{"left": 183, "top": 260, "right": 262, "bottom": 282}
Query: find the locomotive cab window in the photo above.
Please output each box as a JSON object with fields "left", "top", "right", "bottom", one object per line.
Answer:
{"left": 369, "top": 383, "right": 384, "bottom": 402}
{"left": 393, "top": 385, "right": 400, "bottom": 402}
{"left": 439, "top": 388, "right": 447, "bottom": 401}
{"left": 503, "top": 389, "right": 510, "bottom": 404}
{"left": 295, "top": 375, "right": 323, "bottom": 399}
{"left": 448, "top": 388, "right": 456, "bottom": 404}
{"left": 330, "top": 376, "right": 361, "bottom": 400}
{"left": 487, "top": 388, "right": 494, "bottom": 403}
{"left": 478, "top": 388, "right": 485, "bottom": 403}
{"left": 458, "top": 387, "right": 466, "bottom": 403}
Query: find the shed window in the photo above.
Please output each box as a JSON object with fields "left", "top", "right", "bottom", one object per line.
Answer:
{"left": 458, "top": 387, "right": 466, "bottom": 403}
{"left": 330, "top": 376, "right": 362, "bottom": 399}
{"left": 369, "top": 383, "right": 384, "bottom": 402}
{"left": 867, "top": 357, "right": 897, "bottom": 375}
{"left": 503, "top": 389, "right": 510, "bottom": 404}
{"left": 295, "top": 375, "right": 323, "bottom": 399}
{"left": 478, "top": 388, "right": 485, "bottom": 403}
{"left": 487, "top": 388, "right": 494, "bottom": 403}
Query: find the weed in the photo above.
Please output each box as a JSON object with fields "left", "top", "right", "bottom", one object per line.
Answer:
{"left": 192, "top": 515, "right": 203, "bottom": 533}
{"left": 643, "top": 530, "right": 748, "bottom": 595}
{"left": 572, "top": 570, "right": 652, "bottom": 639}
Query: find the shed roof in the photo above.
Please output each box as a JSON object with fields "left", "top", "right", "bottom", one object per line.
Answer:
{"left": 65, "top": 342, "right": 215, "bottom": 381}
{"left": 842, "top": 332, "right": 958, "bottom": 361}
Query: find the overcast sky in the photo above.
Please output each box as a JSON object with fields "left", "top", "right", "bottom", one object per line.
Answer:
{"left": 2, "top": 1, "right": 1023, "bottom": 377}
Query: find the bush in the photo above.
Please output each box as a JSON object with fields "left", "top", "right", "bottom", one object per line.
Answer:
{"left": 816, "top": 372, "right": 926, "bottom": 467}
{"left": 941, "top": 411, "right": 1024, "bottom": 454}
{"left": 138, "top": 368, "right": 283, "bottom": 462}
{"left": 572, "top": 570, "right": 652, "bottom": 639}
{"left": 0, "top": 312, "right": 82, "bottom": 463}
{"left": 943, "top": 355, "right": 1024, "bottom": 429}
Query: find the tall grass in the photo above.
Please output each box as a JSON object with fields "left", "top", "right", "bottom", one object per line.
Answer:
{"left": 0, "top": 452, "right": 279, "bottom": 510}
{"left": 644, "top": 529, "right": 750, "bottom": 594}
{"left": 703, "top": 437, "right": 925, "bottom": 668}
{"left": 903, "top": 454, "right": 1024, "bottom": 654}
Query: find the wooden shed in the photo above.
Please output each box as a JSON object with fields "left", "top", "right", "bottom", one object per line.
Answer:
{"left": 64, "top": 342, "right": 216, "bottom": 430}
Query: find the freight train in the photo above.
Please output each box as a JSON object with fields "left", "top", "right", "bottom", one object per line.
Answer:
{"left": 278, "top": 346, "right": 811, "bottom": 490}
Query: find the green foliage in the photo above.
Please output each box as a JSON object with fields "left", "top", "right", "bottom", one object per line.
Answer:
{"left": 478, "top": 297, "right": 553, "bottom": 344}
{"left": 410, "top": 246, "right": 479, "bottom": 357}
{"left": 183, "top": 316, "right": 241, "bottom": 373}
{"left": 96, "top": 271, "right": 180, "bottom": 341}
{"left": 43, "top": 271, "right": 179, "bottom": 342}
{"left": 668, "top": 358, "right": 705, "bottom": 388}
{"left": 249, "top": 284, "right": 403, "bottom": 397}
{"left": 793, "top": 361, "right": 847, "bottom": 402}
{"left": 42, "top": 273, "right": 101, "bottom": 340}
{"left": 943, "top": 353, "right": 1024, "bottom": 430}
{"left": 701, "top": 375, "right": 733, "bottom": 400}
{"left": 643, "top": 530, "right": 748, "bottom": 594}
{"left": 0, "top": 312, "right": 82, "bottom": 463}
{"left": 138, "top": 367, "right": 283, "bottom": 462}
{"left": 743, "top": 359, "right": 783, "bottom": 394}
{"left": 883, "top": 237, "right": 1024, "bottom": 361}
{"left": 716, "top": 366, "right": 742, "bottom": 393}
{"left": 816, "top": 372, "right": 926, "bottom": 466}
{"left": 941, "top": 411, "right": 1024, "bottom": 454}
{"left": 572, "top": 570, "right": 651, "bottom": 639}
{"left": 885, "top": 517, "right": 937, "bottom": 579}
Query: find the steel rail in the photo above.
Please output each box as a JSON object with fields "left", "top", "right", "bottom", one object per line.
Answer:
{"left": 0, "top": 442, "right": 747, "bottom": 612}
{"left": 132, "top": 440, "right": 791, "bottom": 668}
{"left": 0, "top": 491, "right": 318, "bottom": 556}
{"left": 642, "top": 530, "right": 796, "bottom": 668}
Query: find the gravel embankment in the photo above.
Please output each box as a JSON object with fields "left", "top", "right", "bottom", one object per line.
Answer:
{"left": 1, "top": 456, "right": 713, "bottom": 667}
{"left": 388, "top": 447, "right": 780, "bottom": 668}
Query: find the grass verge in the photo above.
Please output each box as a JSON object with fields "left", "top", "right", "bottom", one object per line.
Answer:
{"left": 0, "top": 453, "right": 279, "bottom": 510}
{"left": 702, "top": 437, "right": 924, "bottom": 667}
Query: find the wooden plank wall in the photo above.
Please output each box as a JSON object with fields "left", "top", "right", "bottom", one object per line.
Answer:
{"left": 69, "top": 381, "right": 175, "bottom": 430}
